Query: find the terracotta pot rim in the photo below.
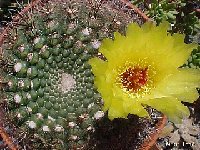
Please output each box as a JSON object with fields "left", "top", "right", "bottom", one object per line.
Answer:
{"left": 139, "top": 114, "right": 167, "bottom": 150}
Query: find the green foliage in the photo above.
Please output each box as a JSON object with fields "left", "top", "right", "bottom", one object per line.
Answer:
{"left": 184, "top": 46, "right": 200, "bottom": 69}
{"left": 131, "top": 0, "right": 200, "bottom": 36}
{"left": 145, "top": 0, "right": 180, "bottom": 24}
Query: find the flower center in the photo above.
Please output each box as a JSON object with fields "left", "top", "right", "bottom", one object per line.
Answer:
{"left": 120, "top": 67, "right": 148, "bottom": 92}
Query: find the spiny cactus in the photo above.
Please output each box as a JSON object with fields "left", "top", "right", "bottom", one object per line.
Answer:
{"left": 0, "top": 0, "right": 142, "bottom": 149}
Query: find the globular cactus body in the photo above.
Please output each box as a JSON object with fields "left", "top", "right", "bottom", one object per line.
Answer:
{"left": 0, "top": 0, "right": 139, "bottom": 148}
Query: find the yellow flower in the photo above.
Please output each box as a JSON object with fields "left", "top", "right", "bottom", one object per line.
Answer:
{"left": 89, "top": 22, "right": 200, "bottom": 123}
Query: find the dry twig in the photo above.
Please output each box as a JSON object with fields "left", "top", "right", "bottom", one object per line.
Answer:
{"left": 119, "top": 0, "right": 151, "bottom": 22}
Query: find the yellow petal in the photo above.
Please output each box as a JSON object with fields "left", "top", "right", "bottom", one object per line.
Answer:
{"left": 165, "top": 42, "right": 197, "bottom": 69}
{"left": 123, "top": 97, "right": 149, "bottom": 117}
{"left": 126, "top": 23, "right": 142, "bottom": 37}
{"left": 142, "top": 21, "right": 170, "bottom": 33}
{"left": 175, "top": 89, "right": 199, "bottom": 103}
{"left": 140, "top": 21, "right": 171, "bottom": 53}
{"left": 141, "top": 21, "right": 155, "bottom": 33}
{"left": 126, "top": 23, "right": 145, "bottom": 53}
{"left": 114, "top": 32, "right": 124, "bottom": 42}
{"left": 89, "top": 57, "right": 113, "bottom": 110}
{"left": 95, "top": 76, "right": 112, "bottom": 111}
{"left": 102, "top": 99, "right": 111, "bottom": 112}
{"left": 89, "top": 57, "right": 107, "bottom": 76}
{"left": 156, "top": 21, "right": 170, "bottom": 32}
{"left": 143, "top": 97, "right": 190, "bottom": 123}
{"left": 99, "top": 38, "right": 114, "bottom": 59}
{"left": 155, "top": 68, "right": 200, "bottom": 98}
{"left": 172, "top": 33, "right": 185, "bottom": 45}
{"left": 108, "top": 99, "right": 127, "bottom": 120}
{"left": 149, "top": 69, "right": 200, "bottom": 106}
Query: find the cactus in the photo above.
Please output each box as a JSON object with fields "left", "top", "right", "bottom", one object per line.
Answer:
{"left": 0, "top": 0, "right": 143, "bottom": 149}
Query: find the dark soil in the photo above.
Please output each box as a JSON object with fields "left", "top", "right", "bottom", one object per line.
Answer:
{"left": 87, "top": 114, "right": 155, "bottom": 150}
{"left": 191, "top": 97, "right": 200, "bottom": 124}
{"left": 183, "top": 96, "right": 200, "bottom": 124}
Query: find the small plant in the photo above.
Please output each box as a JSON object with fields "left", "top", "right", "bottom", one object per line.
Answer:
{"left": 184, "top": 46, "right": 200, "bottom": 69}
{"left": 131, "top": 0, "right": 200, "bottom": 38}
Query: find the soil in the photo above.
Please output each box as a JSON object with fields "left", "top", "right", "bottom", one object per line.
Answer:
{"left": 87, "top": 112, "right": 163, "bottom": 150}
{"left": 182, "top": 96, "right": 200, "bottom": 124}
{"left": 191, "top": 97, "right": 200, "bottom": 124}
{"left": 88, "top": 114, "right": 143, "bottom": 150}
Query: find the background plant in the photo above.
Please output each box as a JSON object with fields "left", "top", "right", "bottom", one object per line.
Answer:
{"left": 131, "top": 0, "right": 200, "bottom": 40}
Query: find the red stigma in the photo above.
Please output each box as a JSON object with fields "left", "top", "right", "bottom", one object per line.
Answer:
{"left": 121, "top": 67, "right": 148, "bottom": 92}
